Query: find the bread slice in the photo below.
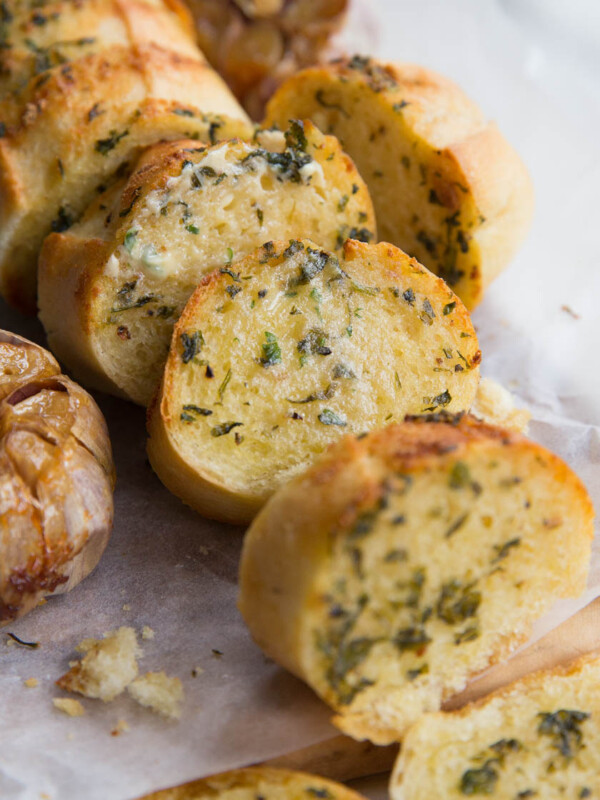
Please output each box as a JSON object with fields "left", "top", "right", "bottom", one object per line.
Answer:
{"left": 136, "top": 766, "right": 367, "bottom": 800}
{"left": 392, "top": 653, "right": 600, "bottom": 799}
{"left": 147, "top": 239, "right": 480, "bottom": 524}
{"left": 0, "top": 330, "right": 115, "bottom": 624}
{"left": 38, "top": 120, "right": 376, "bottom": 405}
{"left": 238, "top": 415, "right": 593, "bottom": 744}
{"left": 0, "top": 42, "right": 251, "bottom": 312}
{"left": 0, "top": 0, "right": 198, "bottom": 98}
{"left": 264, "top": 56, "right": 534, "bottom": 309}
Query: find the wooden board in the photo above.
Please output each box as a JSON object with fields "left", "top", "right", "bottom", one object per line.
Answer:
{"left": 260, "top": 596, "right": 600, "bottom": 781}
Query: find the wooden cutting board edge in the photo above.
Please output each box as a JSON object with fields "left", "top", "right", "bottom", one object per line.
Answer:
{"left": 260, "top": 595, "right": 600, "bottom": 782}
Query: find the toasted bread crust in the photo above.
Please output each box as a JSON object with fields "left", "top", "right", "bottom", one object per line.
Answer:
{"left": 265, "top": 58, "right": 534, "bottom": 309}
{"left": 239, "top": 416, "right": 593, "bottom": 743}
{"left": 148, "top": 240, "right": 480, "bottom": 524}
{"left": 39, "top": 121, "right": 376, "bottom": 405}
{"left": 0, "top": 14, "right": 250, "bottom": 311}
{"left": 137, "top": 766, "right": 368, "bottom": 800}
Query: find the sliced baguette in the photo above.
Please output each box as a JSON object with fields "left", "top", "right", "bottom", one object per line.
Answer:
{"left": 0, "top": 0, "right": 198, "bottom": 98}
{"left": 38, "top": 120, "right": 376, "bottom": 405}
{"left": 392, "top": 653, "right": 600, "bottom": 799}
{"left": 147, "top": 239, "right": 481, "bottom": 525}
{"left": 0, "top": 43, "right": 250, "bottom": 311}
{"left": 137, "top": 766, "right": 367, "bottom": 800}
{"left": 265, "top": 56, "right": 534, "bottom": 309}
{"left": 238, "top": 415, "right": 593, "bottom": 744}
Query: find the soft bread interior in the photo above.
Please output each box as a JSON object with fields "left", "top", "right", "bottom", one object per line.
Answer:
{"left": 393, "top": 655, "right": 600, "bottom": 799}
{"left": 156, "top": 239, "right": 480, "bottom": 509}
{"left": 300, "top": 434, "right": 592, "bottom": 742}
{"left": 57, "top": 121, "right": 375, "bottom": 403}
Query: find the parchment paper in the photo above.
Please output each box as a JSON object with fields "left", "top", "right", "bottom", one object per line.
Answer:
{"left": 1, "top": 1, "right": 600, "bottom": 798}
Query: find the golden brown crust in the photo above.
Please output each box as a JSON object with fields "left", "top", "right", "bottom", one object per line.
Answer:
{"left": 0, "top": 29, "right": 251, "bottom": 311}
{"left": 39, "top": 122, "right": 375, "bottom": 405}
{"left": 148, "top": 239, "right": 479, "bottom": 524}
{"left": 239, "top": 416, "right": 594, "bottom": 744}
{"left": 0, "top": 331, "right": 115, "bottom": 623}
{"left": 264, "top": 57, "right": 534, "bottom": 309}
{"left": 136, "top": 766, "right": 368, "bottom": 800}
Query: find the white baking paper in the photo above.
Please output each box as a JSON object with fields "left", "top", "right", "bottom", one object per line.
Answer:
{"left": 1, "top": 1, "right": 599, "bottom": 798}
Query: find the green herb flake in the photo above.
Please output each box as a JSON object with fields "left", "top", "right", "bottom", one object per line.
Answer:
{"left": 436, "top": 580, "right": 480, "bottom": 623}
{"left": 218, "top": 368, "right": 232, "bottom": 399}
{"left": 338, "top": 194, "right": 349, "bottom": 212}
{"left": 306, "top": 788, "right": 334, "bottom": 799}
{"left": 537, "top": 709, "right": 590, "bottom": 760}
{"left": 225, "top": 247, "right": 234, "bottom": 265}
{"left": 318, "top": 409, "right": 346, "bottom": 426}
{"left": 443, "top": 301, "right": 456, "bottom": 315}
{"left": 186, "top": 224, "right": 200, "bottom": 234}
{"left": 95, "top": 128, "right": 129, "bottom": 156}
{"left": 259, "top": 332, "right": 282, "bottom": 367}
{"left": 459, "top": 762, "right": 498, "bottom": 795}
{"left": 211, "top": 421, "right": 243, "bottom": 437}
{"left": 492, "top": 538, "right": 521, "bottom": 563}
{"left": 394, "top": 627, "right": 431, "bottom": 653}
{"left": 407, "top": 663, "right": 428, "bottom": 681}
{"left": 449, "top": 461, "right": 471, "bottom": 489}
{"left": 123, "top": 229, "right": 137, "bottom": 253}
{"left": 180, "top": 331, "right": 204, "bottom": 363}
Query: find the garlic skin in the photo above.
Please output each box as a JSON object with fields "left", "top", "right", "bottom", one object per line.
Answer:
{"left": 0, "top": 331, "right": 115, "bottom": 624}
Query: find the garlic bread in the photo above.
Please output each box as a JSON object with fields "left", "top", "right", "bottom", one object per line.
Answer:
{"left": 239, "top": 415, "right": 593, "bottom": 743}
{"left": 265, "top": 56, "right": 534, "bottom": 309}
{"left": 138, "top": 766, "right": 367, "bottom": 800}
{"left": 0, "top": 41, "right": 250, "bottom": 311}
{"left": 39, "top": 120, "right": 375, "bottom": 405}
{"left": 392, "top": 653, "right": 600, "bottom": 799}
{"left": 147, "top": 239, "right": 480, "bottom": 524}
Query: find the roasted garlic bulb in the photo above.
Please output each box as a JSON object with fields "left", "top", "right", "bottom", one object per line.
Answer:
{"left": 187, "top": 0, "right": 348, "bottom": 118}
{"left": 0, "top": 331, "right": 115, "bottom": 624}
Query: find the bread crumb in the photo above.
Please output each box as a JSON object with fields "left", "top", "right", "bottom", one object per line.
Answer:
{"left": 24, "top": 677, "right": 38, "bottom": 688}
{"left": 111, "top": 719, "right": 130, "bottom": 736}
{"left": 470, "top": 378, "right": 531, "bottom": 433}
{"left": 57, "top": 627, "right": 141, "bottom": 702}
{"left": 141, "top": 626, "right": 155, "bottom": 640}
{"left": 198, "top": 545, "right": 209, "bottom": 555}
{"left": 53, "top": 698, "right": 85, "bottom": 717}
{"left": 66, "top": 732, "right": 74, "bottom": 740}
{"left": 128, "top": 671, "right": 183, "bottom": 720}
{"left": 122, "top": 603, "right": 131, "bottom": 611}
{"left": 191, "top": 666, "right": 204, "bottom": 677}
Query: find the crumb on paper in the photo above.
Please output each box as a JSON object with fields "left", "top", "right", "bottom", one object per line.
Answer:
{"left": 561, "top": 304, "right": 580, "bottom": 320}
{"left": 470, "top": 377, "right": 531, "bottom": 433}
{"left": 128, "top": 672, "right": 183, "bottom": 720}
{"left": 53, "top": 698, "right": 85, "bottom": 717}
{"left": 24, "top": 677, "right": 38, "bottom": 688}
{"left": 142, "top": 626, "right": 155, "bottom": 640}
{"left": 122, "top": 603, "right": 131, "bottom": 611}
{"left": 211, "top": 649, "right": 223, "bottom": 658}
{"left": 66, "top": 732, "right": 74, "bottom": 741}
{"left": 191, "top": 666, "right": 204, "bottom": 677}
{"left": 37, "top": 598, "right": 47, "bottom": 607}
{"left": 111, "top": 719, "right": 130, "bottom": 736}
{"left": 57, "top": 627, "right": 141, "bottom": 702}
